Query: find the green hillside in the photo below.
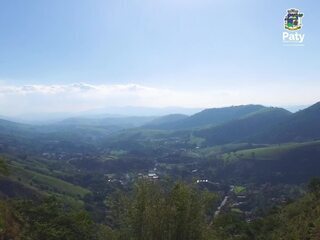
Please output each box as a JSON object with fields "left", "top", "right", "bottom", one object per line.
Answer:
{"left": 196, "top": 107, "right": 291, "bottom": 146}
{"left": 215, "top": 140, "right": 320, "bottom": 184}
{"left": 222, "top": 140, "right": 320, "bottom": 162}
{"left": 148, "top": 105, "right": 267, "bottom": 130}
{"left": 0, "top": 156, "right": 90, "bottom": 203}
{"left": 252, "top": 186, "right": 320, "bottom": 239}
{"left": 9, "top": 165, "right": 90, "bottom": 198}
{"left": 143, "top": 114, "right": 188, "bottom": 128}
{"left": 251, "top": 102, "right": 320, "bottom": 143}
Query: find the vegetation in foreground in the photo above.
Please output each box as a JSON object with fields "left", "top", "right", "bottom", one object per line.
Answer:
{"left": 1, "top": 178, "right": 320, "bottom": 240}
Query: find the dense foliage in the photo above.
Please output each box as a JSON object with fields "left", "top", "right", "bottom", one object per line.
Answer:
{"left": 109, "top": 181, "right": 218, "bottom": 240}
{"left": 0, "top": 198, "right": 110, "bottom": 240}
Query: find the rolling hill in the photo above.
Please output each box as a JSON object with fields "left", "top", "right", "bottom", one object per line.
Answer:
{"left": 143, "top": 114, "right": 188, "bottom": 128}
{"left": 216, "top": 140, "right": 320, "bottom": 184}
{"left": 58, "top": 116, "right": 156, "bottom": 128}
{"left": 195, "top": 107, "right": 292, "bottom": 146}
{"left": 146, "top": 105, "right": 268, "bottom": 130}
{"left": 250, "top": 102, "right": 320, "bottom": 143}
{"left": 0, "top": 155, "right": 91, "bottom": 208}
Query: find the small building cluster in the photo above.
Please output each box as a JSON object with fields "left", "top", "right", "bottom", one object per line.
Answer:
{"left": 196, "top": 179, "right": 209, "bottom": 183}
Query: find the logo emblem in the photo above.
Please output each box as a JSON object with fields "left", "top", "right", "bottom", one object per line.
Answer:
{"left": 284, "top": 9, "right": 304, "bottom": 31}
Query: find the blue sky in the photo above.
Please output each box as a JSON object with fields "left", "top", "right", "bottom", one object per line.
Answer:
{"left": 0, "top": 0, "right": 319, "bottom": 115}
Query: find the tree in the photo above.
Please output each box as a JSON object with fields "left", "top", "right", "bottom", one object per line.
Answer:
{"left": 308, "top": 177, "right": 320, "bottom": 197}
{"left": 0, "top": 157, "right": 9, "bottom": 176}
{"left": 15, "top": 197, "right": 99, "bottom": 240}
{"left": 113, "top": 180, "right": 215, "bottom": 240}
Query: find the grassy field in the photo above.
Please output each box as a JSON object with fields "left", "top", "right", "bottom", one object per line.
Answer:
{"left": 200, "top": 143, "right": 267, "bottom": 157}
{"left": 222, "top": 140, "right": 320, "bottom": 162}
{"left": 8, "top": 164, "right": 90, "bottom": 199}
{"left": 233, "top": 186, "right": 246, "bottom": 195}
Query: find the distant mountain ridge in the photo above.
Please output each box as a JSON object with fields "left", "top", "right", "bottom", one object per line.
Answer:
{"left": 0, "top": 102, "right": 319, "bottom": 146}
{"left": 58, "top": 116, "right": 156, "bottom": 128}
{"left": 196, "top": 107, "right": 292, "bottom": 145}
{"left": 138, "top": 102, "right": 319, "bottom": 146}
{"left": 250, "top": 102, "right": 320, "bottom": 143}
{"left": 145, "top": 105, "right": 267, "bottom": 130}
{"left": 143, "top": 114, "right": 188, "bottom": 128}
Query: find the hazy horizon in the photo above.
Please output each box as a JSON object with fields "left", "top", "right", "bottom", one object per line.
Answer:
{"left": 0, "top": 99, "right": 312, "bottom": 124}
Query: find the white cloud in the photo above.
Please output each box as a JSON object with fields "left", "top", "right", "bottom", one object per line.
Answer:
{"left": 0, "top": 82, "right": 318, "bottom": 117}
{"left": 0, "top": 82, "right": 221, "bottom": 116}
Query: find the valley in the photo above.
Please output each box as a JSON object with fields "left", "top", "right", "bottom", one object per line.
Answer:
{"left": 0, "top": 102, "right": 320, "bottom": 239}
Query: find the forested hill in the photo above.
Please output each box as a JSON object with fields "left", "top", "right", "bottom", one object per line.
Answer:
{"left": 195, "top": 107, "right": 291, "bottom": 145}
{"left": 144, "top": 104, "right": 267, "bottom": 130}
{"left": 250, "top": 101, "right": 320, "bottom": 143}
